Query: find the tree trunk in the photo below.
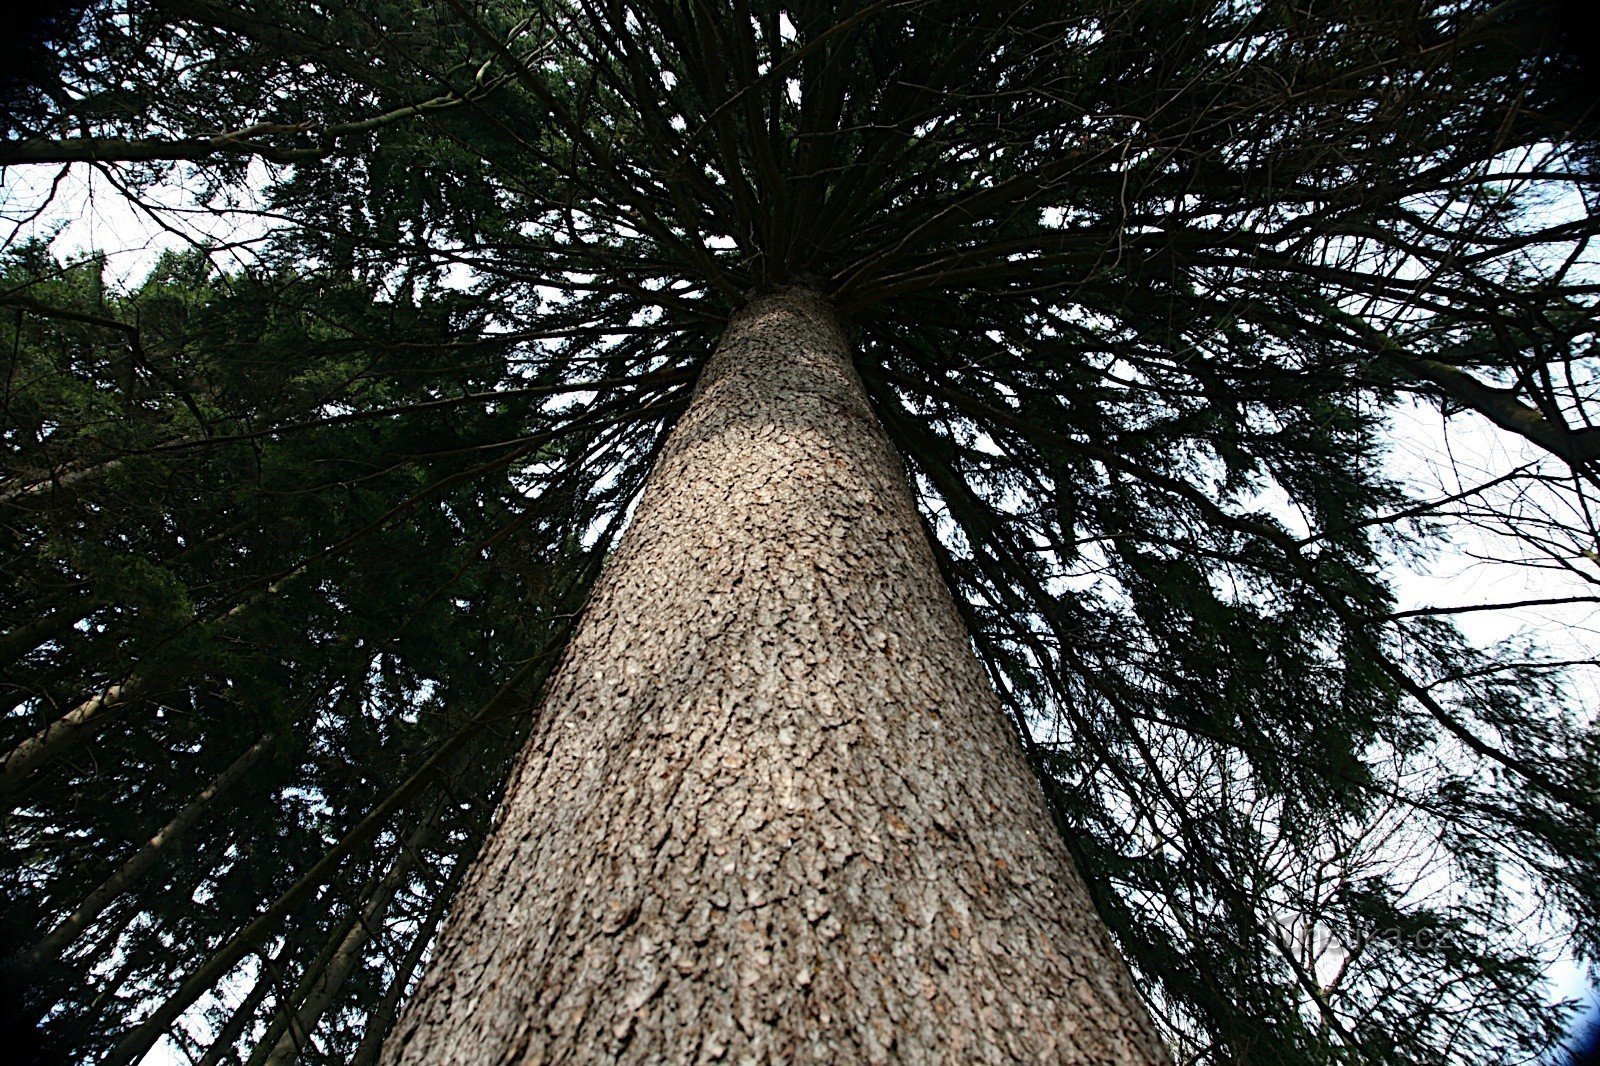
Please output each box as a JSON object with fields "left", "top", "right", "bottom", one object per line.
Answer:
{"left": 0, "top": 595, "right": 95, "bottom": 670}
{"left": 20, "top": 732, "right": 275, "bottom": 970}
{"left": 197, "top": 945, "right": 284, "bottom": 1066}
{"left": 385, "top": 285, "right": 1164, "bottom": 1064}
{"left": 0, "top": 571, "right": 318, "bottom": 800}
{"left": 350, "top": 835, "right": 479, "bottom": 1066}
{"left": 258, "top": 807, "right": 437, "bottom": 1065}
{"left": 0, "top": 679, "right": 145, "bottom": 797}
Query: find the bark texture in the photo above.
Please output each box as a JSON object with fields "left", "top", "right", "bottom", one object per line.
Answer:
{"left": 386, "top": 286, "right": 1164, "bottom": 1064}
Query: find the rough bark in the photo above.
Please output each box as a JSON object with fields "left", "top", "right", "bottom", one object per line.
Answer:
{"left": 386, "top": 285, "right": 1165, "bottom": 1064}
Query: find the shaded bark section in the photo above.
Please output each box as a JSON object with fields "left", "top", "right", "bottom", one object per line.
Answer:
{"left": 387, "top": 286, "right": 1164, "bottom": 1063}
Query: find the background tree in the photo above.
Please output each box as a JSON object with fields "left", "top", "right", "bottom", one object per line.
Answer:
{"left": 2, "top": 0, "right": 1598, "bottom": 1062}
{"left": 0, "top": 242, "right": 672, "bottom": 1060}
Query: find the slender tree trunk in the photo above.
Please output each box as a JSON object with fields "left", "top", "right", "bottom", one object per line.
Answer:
{"left": 0, "top": 572, "right": 317, "bottom": 799}
{"left": 386, "top": 285, "right": 1164, "bottom": 1063}
{"left": 241, "top": 871, "right": 382, "bottom": 1065}
{"left": 257, "top": 808, "right": 437, "bottom": 1065}
{"left": 197, "top": 944, "right": 288, "bottom": 1066}
{"left": 0, "top": 456, "right": 114, "bottom": 507}
{"left": 0, "top": 678, "right": 145, "bottom": 796}
{"left": 350, "top": 838, "right": 478, "bottom": 1066}
{"left": 20, "top": 733, "right": 275, "bottom": 970}
{"left": 0, "top": 596, "right": 95, "bottom": 669}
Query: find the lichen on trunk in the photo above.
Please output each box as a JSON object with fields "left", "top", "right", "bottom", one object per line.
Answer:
{"left": 386, "top": 285, "right": 1164, "bottom": 1063}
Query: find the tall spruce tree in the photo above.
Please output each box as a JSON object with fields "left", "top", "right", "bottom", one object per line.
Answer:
{"left": 2, "top": 0, "right": 1599, "bottom": 1062}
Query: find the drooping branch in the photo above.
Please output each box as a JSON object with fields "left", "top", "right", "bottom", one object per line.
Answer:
{"left": 0, "top": 95, "right": 468, "bottom": 166}
{"left": 1393, "top": 352, "right": 1600, "bottom": 470}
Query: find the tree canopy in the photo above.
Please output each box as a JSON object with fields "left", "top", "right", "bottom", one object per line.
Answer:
{"left": 2, "top": 1, "right": 1598, "bottom": 1062}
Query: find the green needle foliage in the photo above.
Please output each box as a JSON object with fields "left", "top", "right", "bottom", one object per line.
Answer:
{"left": 2, "top": 1, "right": 1598, "bottom": 1062}
{"left": 0, "top": 242, "right": 673, "bottom": 1061}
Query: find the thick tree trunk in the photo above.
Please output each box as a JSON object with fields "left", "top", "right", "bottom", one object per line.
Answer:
{"left": 386, "top": 286, "right": 1164, "bottom": 1063}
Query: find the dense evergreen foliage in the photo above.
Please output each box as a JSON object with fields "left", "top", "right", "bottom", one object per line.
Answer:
{"left": 0, "top": 242, "right": 665, "bottom": 1061}
{"left": 2, "top": 1, "right": 1597, "bottom": 1061}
